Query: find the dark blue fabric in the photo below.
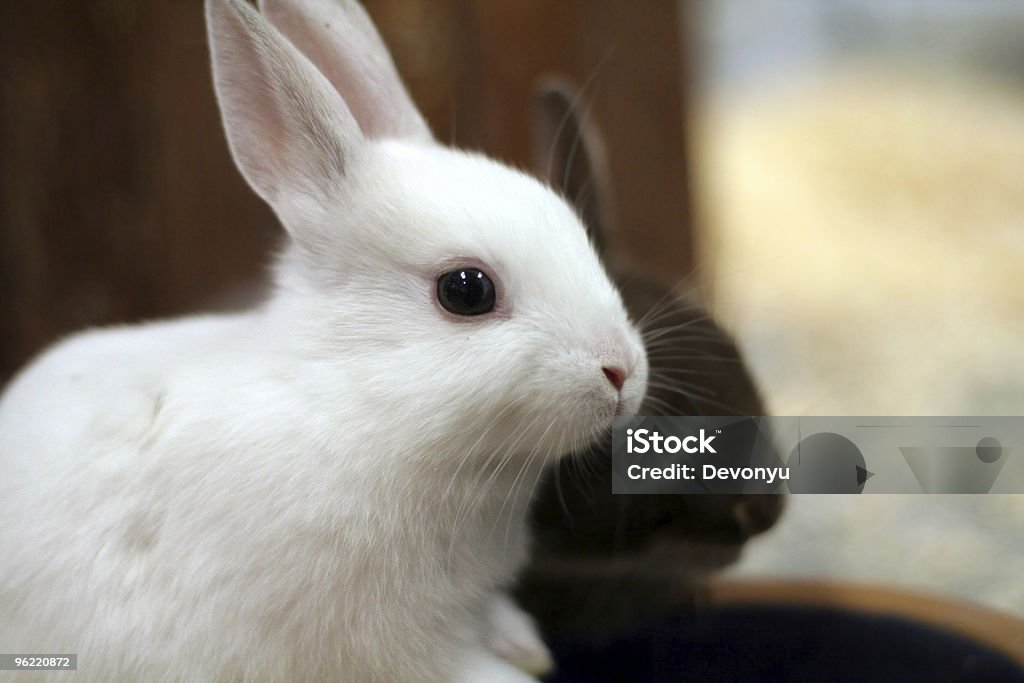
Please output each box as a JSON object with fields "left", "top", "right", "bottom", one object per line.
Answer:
{"left": 545, "top": 605, "right": 1024, "bottom": 683}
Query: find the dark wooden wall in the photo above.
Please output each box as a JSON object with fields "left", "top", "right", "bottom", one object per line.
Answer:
{"left": 0, "top": 0, "right": 692, "bottom": 382}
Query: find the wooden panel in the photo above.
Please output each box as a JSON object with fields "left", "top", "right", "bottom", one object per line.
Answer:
{"left": 0, "top": 0, "right": 277, "bottom": 381}
{"left": 0, "top": 0, "right": 692, "bottom": 381}
{"left": 454, "top": 0, "right": 694, "bottom": 280}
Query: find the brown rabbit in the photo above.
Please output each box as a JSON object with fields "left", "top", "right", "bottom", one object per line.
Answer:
{"left": 515, "top": 78, "right": 785, "bottom": 639}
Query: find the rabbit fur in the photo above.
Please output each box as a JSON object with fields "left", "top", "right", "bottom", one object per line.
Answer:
{"left": 0, "top": 1, "right": 648, "bottom": 681}
{"left": 516, "top": 80, "right": 784, "bottom": 638}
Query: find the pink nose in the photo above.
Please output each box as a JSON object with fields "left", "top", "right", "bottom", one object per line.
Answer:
{"left": 602, "top": 366, "right": 626, "bottom": 392}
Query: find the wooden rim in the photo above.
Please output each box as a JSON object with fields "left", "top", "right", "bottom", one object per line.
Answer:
{"left": 707, "top": 579, "right": 1024, "bottom": 667}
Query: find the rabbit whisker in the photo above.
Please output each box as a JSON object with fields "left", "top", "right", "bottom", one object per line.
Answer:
{"left": 636, "top": 295, "right": 705, "bottom": 331}
{"left": 641, "top": 316, "right": 713, "bottom": 343}
{"left": 545, "top": 43, "right": 617, "bottom": 187}
{"left": 494, "top": 415, "right": 558, "bottom": 545}
{"left": 447, "top": 410, "right": 539, "bottom": 562}
{"left": 643, "top": 332, "right": 738, "bottom": 351}
{"left": 647, "top": 353, "right": 744, "bottom": 364}
{"left": 464, "top": 410, "right": 545, "bottom": 535}
{"left": 441, "top": 399, "right": 519, "bottom": 503}
{"left": 503, "top": 424, "right": 559, "bottom": 548}
{"left": 646, "top": 381, "right": 740, "bottom": 414}
{"left": 648, "top": 373, "right": 722, "bottom": 399}
{"left": 652, "top": 367, "right": 733, "bottom": 379}
{"left": 633, "top": 275, "right": 705, "bottom": 329}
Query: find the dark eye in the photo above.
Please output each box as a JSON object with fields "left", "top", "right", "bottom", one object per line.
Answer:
{"left": 437, "top": 268, "right": 496, "bottom": 316}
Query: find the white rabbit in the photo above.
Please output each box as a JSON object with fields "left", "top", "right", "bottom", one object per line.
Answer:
{"left": 0, "top": 1, "right": 648, "bottom": 681}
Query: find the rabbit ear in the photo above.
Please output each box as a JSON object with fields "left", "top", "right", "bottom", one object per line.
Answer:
{"left": 206, "top": 0, "right": 361, "bottom": 215}
{"left": 531, "top": 77, "right": 616, "bottom": 259}
{"left": 258, "top": 0, "right": 433, "bottom": 142}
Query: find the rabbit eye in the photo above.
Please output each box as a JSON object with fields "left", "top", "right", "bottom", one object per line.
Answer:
{"left": 437, "top": 268, "right": 496, "bottom": 316}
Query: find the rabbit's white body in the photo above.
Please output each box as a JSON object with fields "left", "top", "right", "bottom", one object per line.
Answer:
{"left": 0, "top": 2, "right": 647, "bottom": 680}
{"left": 1, "top": 148, "right": 639, "bottom": 683}
{"left": 0, "top": 314, "right": 531, "bottom": 682}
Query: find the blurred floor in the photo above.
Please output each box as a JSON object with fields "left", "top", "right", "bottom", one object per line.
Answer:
{"left": 691, "top": 1, "right": 1024, "bottom": 616}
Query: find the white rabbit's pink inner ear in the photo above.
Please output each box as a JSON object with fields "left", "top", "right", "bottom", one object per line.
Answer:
{"left": 206, "top": 0, "right": 364, "bottom": 211}
{"left": 258, "top": 0, "right": 434, "bottom": 143}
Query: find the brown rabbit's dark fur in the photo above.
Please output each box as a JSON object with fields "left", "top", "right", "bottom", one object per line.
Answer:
{"left": 516, "top": 80, "right": 784, "bottom": 639}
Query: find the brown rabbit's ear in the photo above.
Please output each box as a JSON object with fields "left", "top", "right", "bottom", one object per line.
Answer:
{"left": 531, "top": 77, "right": 616, "bottom": 260}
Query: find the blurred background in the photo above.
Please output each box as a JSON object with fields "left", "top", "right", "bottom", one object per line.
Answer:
{"left": 0, "top": 0, "right": 693, "bottom": 383}
{"left": 1, "top": 0, "right": 1021, "bottom": 635}
{"left": 692, "top": 0, "right": 1024, "bottom": 621}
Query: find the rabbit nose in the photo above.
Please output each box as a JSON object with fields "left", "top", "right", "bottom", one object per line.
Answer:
{"left": 602, "top": 366, "right": 626, "bottom": 392}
